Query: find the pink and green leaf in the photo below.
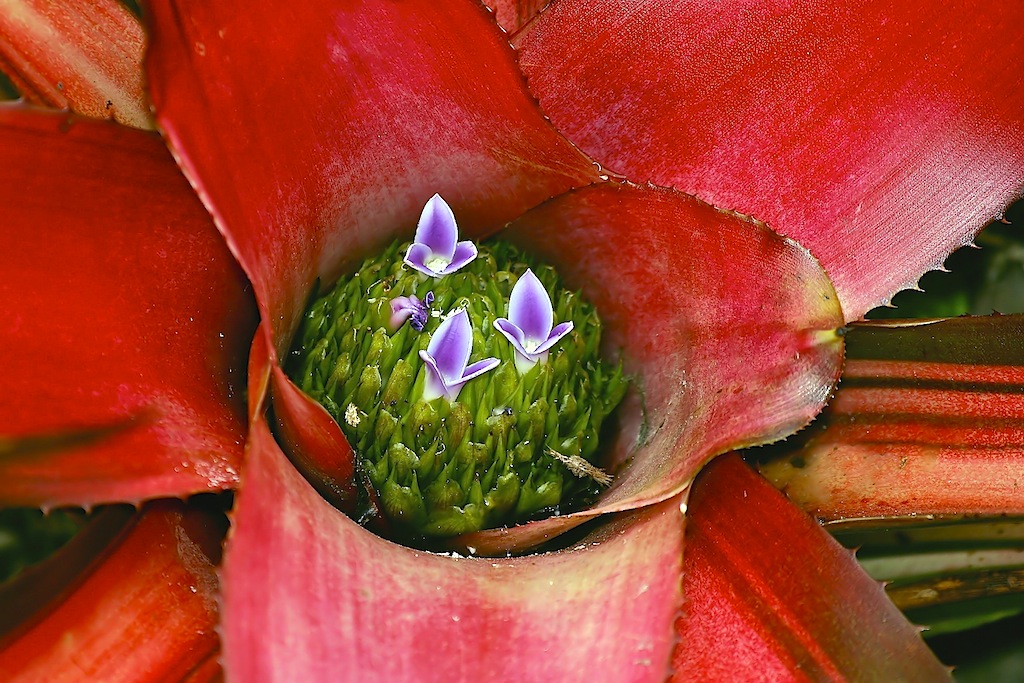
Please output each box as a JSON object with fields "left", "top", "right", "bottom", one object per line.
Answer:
{"left": 0, "top": 107, "right": 255, "bottom": 508}
{"left": 222, "top": 418, "right": 684, "bottom": 682}
{"left": 515, "top": 0, "right": 1024, "bottom": 321}
{"left": 0, "top": 0, "right": 151, "bottom": 128}
{"left": 761, "top": 315, "right": 1024, "bottom": 523}
{"left": 675, "top": 454, "right": 950, "bottom": 681}
{"left": 456, "top": 183, "right": 844, "bottom": 554}
{"left": 0, "top": 502, "right": 224, "bottom": 682}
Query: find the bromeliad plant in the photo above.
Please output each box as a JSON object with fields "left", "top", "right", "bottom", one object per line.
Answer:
{"left": 0, "top": 0, "right": 1023, "bottom": 681}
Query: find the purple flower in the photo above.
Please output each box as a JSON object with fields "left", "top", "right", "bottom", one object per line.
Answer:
{"left": 389, "top": 291, "right": 434, "bottom": 331}
{"left": 419, "top": 309, "right": 499, "bottom": 402}
{"left": 403, "top": 194, "right": 478, "bottom": 277}
{"left": 494, "top": 269, "right": 574, "bottom": 373}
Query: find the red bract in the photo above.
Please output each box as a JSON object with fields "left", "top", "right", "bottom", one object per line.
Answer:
{"left": 0, "top": 0, "right": 150, "bottom": 128}
{"left": 514, "top": 0, "right": 1024, "bottom": 322}
{"left": 0, "top": 502, "right": 225, "bottom": 681}
{"left": 1, "top": 0, "right": 1022, "bottom": 680}
{"left": 761, "top": 316, "right": 1024, "bottom": 522}
{"left": 0, "top": 107, "right": 255, "bottom": 509}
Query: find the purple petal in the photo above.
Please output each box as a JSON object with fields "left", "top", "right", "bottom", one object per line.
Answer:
{"left": 418, "top": 351, "right": 498, "bottom": 403}
{"left": 437, "top": 240, "right": 478, "bottom": 275}
{"left": 495, "top": 318, "right": 546, "bottom": 374}
{"left": 390, "top": 295, "right": 416, "bottom": 330}
{"left": 441, "top": 357, "right": 500, "bottom": 402}
{"left": 461, "top": 357, "right": 500, "bottom": 382}
{"left": 410, "top": 309, "right": 429, "bottom": 332}
{"left": 418, "top": 350, "right": 450, "bottom": 402}
{"left": 426, "top": 309, "right": 472, "bottom": 382}
{"left": 390, "top": 294, "right": 431, "bottom": 331}
{"left": 534, "top": 321, "right": 574, "bottom": 354}
{"left": 411, "top": 294, "right": 431, "bottom": 331}
{"left": 413, "top": 194, "right": 458, "bottom": 260}
{"left": 493, "top": 318, "right": 531, "bottom": 358}
{"left": 403, "top": 242, "right": 439, "bottom": 277}
{"left": 508, "top": 269, "right": 553, "bottom": 345}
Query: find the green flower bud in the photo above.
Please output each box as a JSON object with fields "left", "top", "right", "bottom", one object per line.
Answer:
{"left": 515, "top": 470, "right": 562, "bottom": 518}
{"left": 381, "top": 475, "right": 426, "bottom": 527}
{"left": 365, "top": 328, "right": 391, "bottom": 365}
{"left": 425, "top": 503, "right": 485, "bottom": 538}
{"left": 374, "top": 408, "right": 398, "bottom": 445}
{"left": 386, "top": 442, "right": 419, "bottom": 481}
{"left": 325, "top": 351, "right": 352, "bottom": 396}
{"left": 445, "top": 402, "right": 473, "bottom": 448}
{"left": 557, "top": 392, "right": 578, "bottom": 432}
{"left": 355, "top": 364, "right": 381, "bottom": 405}
{"left": 483, "top": 472, "right": 520, "bottom": 520}
{"left": 424, "top": 462, "right": 464, "bottom": 512}
{"left": 380, "top": 358, "right": 414, "bottom": 409}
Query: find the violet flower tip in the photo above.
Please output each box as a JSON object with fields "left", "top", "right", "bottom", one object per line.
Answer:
{"left": 408, "top": 195, "right": 478, "bottom": 277}
{"left": 508, "top": 268, "right": 554, "bottom": 342}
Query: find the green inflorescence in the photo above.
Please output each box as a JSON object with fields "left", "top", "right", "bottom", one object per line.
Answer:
{"left": 287, "top": 240, "right": 627, "bottom": 539}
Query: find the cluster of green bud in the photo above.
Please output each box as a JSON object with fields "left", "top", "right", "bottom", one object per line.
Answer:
{"left": 287, "top": 240, "right": 627, "bottom": 539}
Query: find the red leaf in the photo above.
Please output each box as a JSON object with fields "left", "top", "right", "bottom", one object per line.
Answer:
{"left": 0, "top": 501, "right": 224, "bottom": 682}
{"left": 675, "top": 455, "right": 950, "bottom": 681}
{"left": 0, "top": 107, "right": 255, "bottom": 507}
{"left": 0, "top": 0, "right": 151, "bottom": 128}
{"left": 457, "top": 183, "right": 844, "bottom": 554}
{"left": 761, "top": 315, "right": 1024, "bottom": 523}
{"left": 222, "top": 418, "right": 685, "bottom": 683}
{"left": 269, "top": 363, "right": 357, "bottom": 512}
{"left": 516, "top": 0, "right": 1024, "bottom": 321}
{"left": 145, "top": 0, "right": 598, "bottom": 359}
